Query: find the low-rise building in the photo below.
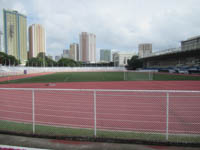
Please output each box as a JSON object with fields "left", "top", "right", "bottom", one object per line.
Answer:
{"left": 113, "top": 51, "right": 136, "bottom": 67}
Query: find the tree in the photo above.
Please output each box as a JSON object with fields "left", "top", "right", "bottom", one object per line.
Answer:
{"left": 26, "top": 52, "right": 57, "bottom": 67}
{"left": 127, "top": 56, "right": 143, "bottom": 70}
{"left": 37, "top": 52, "right": 46, "bottom": 67}
{"left": 57, "top": 58, "right": 77, "bottom": 67}
{"left": 0, "top": 52, "right": 7, "bottom": 65}
{"left": 0, "top": 52, "right": 20, "bottom": 66}
{"left": 45, "top": 57, "right": 57, "bottom": 67}
{"left": 26, "top": 52, "right": 81, "bottom": 67}
{"left": 26, "top": 57, "right": 42, "bottom": 67}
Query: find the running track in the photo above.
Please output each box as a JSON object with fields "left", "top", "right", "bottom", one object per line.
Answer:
{"left": 0, "top": 81, "right": 200, "bottom": 135}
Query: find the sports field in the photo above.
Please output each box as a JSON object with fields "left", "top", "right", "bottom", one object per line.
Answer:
{"left": 0, "top": 71, "right": 200, "bottom": 144}
{"left": 1, "top": 72, "right": 200, "bottom": 84}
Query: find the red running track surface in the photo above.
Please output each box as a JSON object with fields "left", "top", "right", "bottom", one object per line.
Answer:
{"left": 0, "top": 81, "right": 200, "bottom": 90}
{"left": 0, "top": 81, "right": 200, "bottom": 135}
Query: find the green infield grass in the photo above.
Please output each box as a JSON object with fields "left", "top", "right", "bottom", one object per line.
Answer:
{"left": 0, "top": 72, "right": 124, "bottom": 84}
{"left": 1, "top": 72, "right": 200, "bottom": 84}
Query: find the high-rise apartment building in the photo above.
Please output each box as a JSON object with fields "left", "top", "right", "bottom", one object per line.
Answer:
{"left": 3, "top": 9, "right": 27, "bottom": 64}
{"left": 62, "top": 49, "right": 70, "bottom": 58}
{"left": 79, "top": 32, "right": 96, "bottom": 63}
{"left": 0, "top": 31, "right": 3, "bottom": 51}
{"left": 69, "top": 43, "right": 79, "bottom": 61}
{"left": 138, "top": 43, "right": 152, "bottom": 58}
{"left": 100, "top": 49, "right": 111, "bottom": 62}
{"left": 29, "top": 24, "right": 46, "bottom": 58}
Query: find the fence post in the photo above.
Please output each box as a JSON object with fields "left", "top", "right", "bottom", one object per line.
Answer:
{"left": 94, "top": 90, "right": 97, "bottom": 137}
{"left": 124, "top": 70, "right": 126, "bottom": 81}
{"left": 32, "top": 89, "right": 35, "bottom": 134}
{"left": 166, "top": 92, "right": 169, "bottom": 140}
{"left": 149, "top": 71, "right": 150, "bottom": 80}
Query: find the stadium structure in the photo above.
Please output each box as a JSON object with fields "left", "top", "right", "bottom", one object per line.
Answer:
{"left": 140, "top": 36, "right": 200, "bottom": 69}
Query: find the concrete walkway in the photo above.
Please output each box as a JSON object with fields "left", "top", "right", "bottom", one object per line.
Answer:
{"left": 0, "top": 134, "right": 199, "bottom": 150}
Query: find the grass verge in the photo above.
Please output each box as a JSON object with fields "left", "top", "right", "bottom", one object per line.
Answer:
{"left": 0, "top": 120, "right": 200, "bottom": 143}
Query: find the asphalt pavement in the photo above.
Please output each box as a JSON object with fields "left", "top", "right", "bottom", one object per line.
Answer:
{"left": 0, "top": 134, "right": 199, "bottom": 150}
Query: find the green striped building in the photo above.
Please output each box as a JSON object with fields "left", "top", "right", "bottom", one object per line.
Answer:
{"left": 3, "top": 9, "right": 27, "bottom": 65}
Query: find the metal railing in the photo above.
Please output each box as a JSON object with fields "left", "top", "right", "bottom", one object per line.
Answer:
{"left": 142, "top": 47, "right": 182, "bottom": 58}
{"left": 0, "top": 88, "right": 200, "bottom": 143}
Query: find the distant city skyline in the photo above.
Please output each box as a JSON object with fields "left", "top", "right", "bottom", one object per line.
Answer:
{"left": 1, "top": 0, "right": 200, "bottom": 62}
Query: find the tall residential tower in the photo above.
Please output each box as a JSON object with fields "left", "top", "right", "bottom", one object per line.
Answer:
{"left": 69, "top": 43, "right": 79, "bottom": 61}
{"left": 3, "top": 9, "right": 27, "bottom": 64}
{"left": 138, "top": 43, "right": 152, "bottom": 58}
{"left": 29, "top": 24, "right": 46, "bottom": 58}
{"left": 79, "top": 32, "right": 96, "bottom": 63}
{"left": 100, "top": 49, "right": 111, "bottom": 62}
{"left": 0, "top": 31, "right": 3, "bottom": 52}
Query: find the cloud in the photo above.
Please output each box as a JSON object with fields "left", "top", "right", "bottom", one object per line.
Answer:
{"left": 0, "top": 0, "right": 29, "bottom": 50}
{"left": 12, "top": 2, "right": 27, "bottom": 15}
{"left": 1, "top": 0, "right": 200, "bottom": 60}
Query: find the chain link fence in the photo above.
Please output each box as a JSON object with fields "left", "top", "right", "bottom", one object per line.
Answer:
{"left": 0, "top": 88, "right": 200, "bottom": 143}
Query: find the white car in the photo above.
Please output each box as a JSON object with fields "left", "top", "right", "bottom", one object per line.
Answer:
{"left": 178, "top": 69, "right": 188, "bottom": 74}
{"left": 169, "top": 69, "right": 176, "bottom": 73}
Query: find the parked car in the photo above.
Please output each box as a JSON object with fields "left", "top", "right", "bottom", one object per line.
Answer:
{"left": 177, "top": 69, "right": 189, "bottom": 74}
{"left": 168, "top": 69, "right": 176, "bottom": 73}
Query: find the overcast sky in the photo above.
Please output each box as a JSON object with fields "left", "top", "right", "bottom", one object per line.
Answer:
{"left": 0, "top": 0, "right": 200, "bottom": 59}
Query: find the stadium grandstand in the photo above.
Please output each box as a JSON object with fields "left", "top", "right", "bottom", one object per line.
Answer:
{"left": 140, "top": 36, "right": 200, "bottom": 70}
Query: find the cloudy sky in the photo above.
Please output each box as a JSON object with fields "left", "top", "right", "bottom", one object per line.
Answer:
{"left": 0, "top": 0, "right": 200, "bottom": 59}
